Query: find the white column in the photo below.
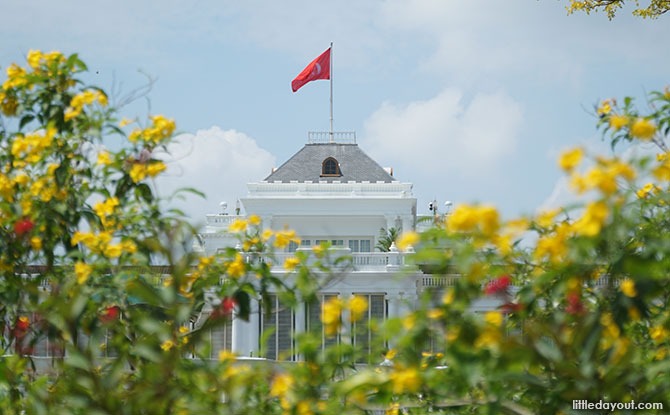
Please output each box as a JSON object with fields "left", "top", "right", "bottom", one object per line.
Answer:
{"left": 231, "top": 303, "right": 260, "bottom": 357}
{"left": 294, "top": 302, "right": 305, "bottom": 361}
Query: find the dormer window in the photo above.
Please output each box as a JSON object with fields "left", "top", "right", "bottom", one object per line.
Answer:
{"left": 321, "top": 157, "right": 341, "bottom": 177}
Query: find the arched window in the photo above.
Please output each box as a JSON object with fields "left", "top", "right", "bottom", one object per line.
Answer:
{"left": 321, "top": 157, "right": 341, "bottom": 176}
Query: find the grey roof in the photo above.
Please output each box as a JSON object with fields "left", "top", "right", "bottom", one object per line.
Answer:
{"left": 264, "top": 143, "right": 396, "bottom": 183}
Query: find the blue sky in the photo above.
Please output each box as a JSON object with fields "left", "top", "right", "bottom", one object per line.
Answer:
{"left": 3, "top": 1, "right": 669, "bottom": 225}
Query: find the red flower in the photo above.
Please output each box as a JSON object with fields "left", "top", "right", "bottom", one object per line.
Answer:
{"left": 566, "top": 292, "right": 585, "bottom": 316}
{"left": 14, "top": 218, "right": 34, "bottom": 236}
{"left": 15, "top": 316, "right": 30, "bottom": 332}
{"left": 100, "top": 306, "right": 120, "bottom": 324}
{"left": 484, "top": 275, "right": 511, "bottom": 296}
{"left": 222, "top": 297, "right": 236, "bottom": 314}
{"left": 212, "top": 297, "right": 236, "bottom": 319}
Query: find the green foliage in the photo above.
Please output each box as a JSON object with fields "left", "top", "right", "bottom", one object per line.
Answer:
{"left": 376, "top": 227, "right": 400, "bottom": 252}
{"left": 566, "top": 0, "right": 670, "bottom": 19}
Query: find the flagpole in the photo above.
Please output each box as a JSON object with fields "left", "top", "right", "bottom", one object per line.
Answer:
{"left": 329, "top": 41, "right": 334, "bottom": 143}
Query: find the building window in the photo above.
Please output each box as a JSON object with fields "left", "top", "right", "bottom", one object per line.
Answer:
{"left": 348, "top": 239, "right": 371, "bottom": 253}
{"left": 261, "top": 294, "right": 295, "bottom": 361}
{"left": 207, "top": 321, "right": 232, "bottom": 359}
{"left": 352, "top": 293, "right": 386, "bottom": 363}
{"left": 316, "top": 239, "right": 344, "bottom": 247}
{"left": 321, "top": 157, "right": 341, "bottom": 176}
{"left": 288, "top": 241, "right": 299, "bottom": 253}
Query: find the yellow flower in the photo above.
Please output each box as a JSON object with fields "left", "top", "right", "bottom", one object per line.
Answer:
{"left": 104, "top": 244, "right": 123, "bottom": 258}
{"left": 27, "top": 49, "right": 44, "bottom": 70}
{"left": 653, "top": 162, "right": 670, "bottom": 181}
{"left": 248, "top": 214, "right": 261, "bottom": 225}
{"left": 160, "top": 340, "right": 175, "bottom": 351}
{"left": 637, "top": 182, "right": 658, "bottom": 198}
{"left": 0, "top": 92, "right": 18, "bottom": 116}
{"left": 72, "top": 231, "right": 96, "bottom": 247}
{"left": 427, "top": 308, "right": 444, "bottom": 319}
{"left": 597, "top": 99, "right": 612, "bottom": 116}
{"left": 13, "top": 173, "right": 29, "bottom": 186}
{"left": 296, "top": 401, "right": 313, "bottom": 415}
{"left": 261, "top": 228, "right": 274, "bottom": 241}
{"left": 630, "top": 118, "right": 656, "bottom": 140}
{"left": 321, "top": 297, "right": 342, "bottom": 335}
{"left": 442, "top": 289, "right": 455, "bottom": 305}
{"left": 402, "top": 313, "right": 416, "bottom": 331}
{"left": 558, "top": 147, "right": 583, "bottom": 172}
{"left": 145, "top": 115, "right": 176, "bottom": 143}
{"left": 283, "top": 256, "right": 300, "bottom": 271}
{"left": 128, "top": 129, "right": 142, "bottom": 142}
{"left": 218, "top": 350, "right": 236, "bottom": 362}
{"left": 30, "top": 236, "right": 42, "bottom": 250}
{"left": 228, "top": 219, "right": 248, "bottom": 233}
{"left": 536, "top": 208, "right": 560, "bottom": 228}
{"left": 97, "top": 151, "right": 112, "bottom": 166}
{"left": 75, "top": 262, "right": 92, "bottom": 285}
{"left": 484, "top": 311, "right": 504, "bottom": 327}
{"left": 270, "top": 373, "right": 293, "bottom": 397}
{"left": 492, "top": 234, "right": 512, "bottom": 256}
{"left": 475, "top": 327, "right": 502, "bottom": 350}
{"left": 226, "top": 253, "right": 246, "bottom": 279}
{"left": 93, "top": 197, "right": 119, "bottom": 218}
{"left": 649, "top": 326, "right": 669, "bottom": 343}
{"left": 146, "top": 161, "right": 166, "bottom": 177}
{"left": 129, "top": 164, "right": 147, "bottom": 183}
{"left": 619, "top": 279, "right": 637, "bottom": 298}
{"left": 574, "top": 159, "right": 635, "bottom": 195}
{"left": 447, "top": 204, "right": 500, "bottom": 236}
{"left": 600, "top": 313, "right": 620, "bottom": 341}
{"left": 572, "top": 201, "right": 608, "bottom": 237}
{"left": 274, "top": 229, "right": 300, "bottom": 249}
{"left": 609, "top": 114, "right": 628, "bottom": 130}
{"left": 348, "top": 295, "right": 368, "bottom": 322}
{"left": 119, "top": 117, "right": 134, "bottom": 127}
{"left": 389, "top": 366, "right": 421, "bottom": 394}
{"left": 312, "top": 244, "right": 324, "bottom": 255}
{"left": 3, "top": 64, "right": 28, "bottom": 89}
{"left": 121, "top": 240, "right": 137, "bottom": 254}
{"left": 386, "top": 403, "right": 400, "bottom": 415}
{"left": 396, "top": 231, "right": 419, "bottom": 251}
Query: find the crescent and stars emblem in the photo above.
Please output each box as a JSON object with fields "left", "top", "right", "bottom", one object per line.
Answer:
{"left": 311, "top": 63, "right": 322, "bottom": 77}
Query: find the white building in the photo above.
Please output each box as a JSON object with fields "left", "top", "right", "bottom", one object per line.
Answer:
{"left": 195, "top": 133, "right": 499, "bottom": 362}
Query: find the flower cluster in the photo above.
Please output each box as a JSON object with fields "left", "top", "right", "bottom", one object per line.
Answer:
{"left": 64, "top": 89, "right": 108, "bottom": 121}
{"left": 128, "top": 115, "right": 176, "bottom": 145}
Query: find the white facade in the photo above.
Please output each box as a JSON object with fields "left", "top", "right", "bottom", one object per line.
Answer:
{"left": 194, "top": 137, "right": 500, "bottom": 361}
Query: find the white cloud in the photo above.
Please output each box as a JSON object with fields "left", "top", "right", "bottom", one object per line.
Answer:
{"left": 376, "top": 0, "right": 670, "bottom": 87}
{"left": 156, "top": 126, "right": 276, "bottom": 227}
{"left": 361, "top": 88, "right": 523, "bottom": 179}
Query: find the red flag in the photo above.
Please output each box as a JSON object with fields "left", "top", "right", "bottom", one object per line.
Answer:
{"left": 291, "top": 47, "right": 331, "bottom": 92}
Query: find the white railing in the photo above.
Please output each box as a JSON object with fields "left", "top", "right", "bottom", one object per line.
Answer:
{"left": 206, "top": 214, "right": 245, "bottom": 227}
{"left": 308, "top": 131, "right": 356, "bottom": 144}
{"left": 247, "top": 182, "right": 413, "bottom": 198}
{"left": 268, "top": 250, "right": 409, "bottom": 272}
{"left": 417, "top": 275, "right": 461, "bottom": 289}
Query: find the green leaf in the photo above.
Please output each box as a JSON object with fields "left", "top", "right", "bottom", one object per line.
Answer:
{"left": 18, "top": 114, "right": 34, "bottom": 130}
{"left": 234, "top": 290, "right": 251, "bottom": 321}
{"left": 136, "top": 183, "right": 154, "bottom": 203}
